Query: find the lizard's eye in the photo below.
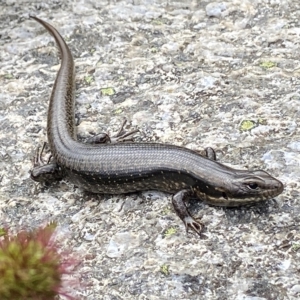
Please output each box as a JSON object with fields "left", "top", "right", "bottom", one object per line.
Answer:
{"left": 247, "top": 183, "right": 259, "bottom": 190}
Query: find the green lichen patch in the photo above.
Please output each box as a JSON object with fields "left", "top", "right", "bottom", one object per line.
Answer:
{"left": 161, "top": 207, "right": 171, "bottom": 216}
{"left": 260, "top": 61, "right": 277, "bottom": 69}
{"left": 101, "top": 87, "right": 115, "bottom": 96}
{"left": 84, "top": 75, "right": 94, "bottom": 85}
{"left": 160, "top": 264, "right": 170, "bottom": 276}
{"left": 113, "top": 108, "right": 123, "bottom": 115}
{"left": 258, "top": 118, "right": 267, "bottom": 125}
{"left": 240, "top": 120, "right": 257, "bottom": 131}
{"left": 163, "top": 227, "right": 177, "bottom": 237}
{"left": 152, "top": 18, "right": 166, "bottom": 25}
{"left": 4, "top": 74, "right": 14, "bottom": 80}
{"left": 150, "top": 47, "right": 158, "bottom": 53}
{"left": 292, "top": 243, "right": 300, "bottom": 252}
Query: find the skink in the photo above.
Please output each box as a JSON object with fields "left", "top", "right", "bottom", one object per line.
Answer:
{"left": 30, "top": 17, "right": 283, "bottom": 235}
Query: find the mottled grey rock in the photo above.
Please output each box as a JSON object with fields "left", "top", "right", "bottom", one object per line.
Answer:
{"left": 1, "top": 0, "right": 299, "bottom": 299}
{"left": 206, "top": 2, "right": 227, "bottom": 18}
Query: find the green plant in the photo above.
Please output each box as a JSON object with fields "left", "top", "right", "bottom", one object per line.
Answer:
{"left": 0, "top": 224, "right": 76, "bottom": 300}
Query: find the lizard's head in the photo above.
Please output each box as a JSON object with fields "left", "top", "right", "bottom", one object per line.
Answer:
{"left": 195, "top": 170, "right": 283, "bottom": 207}
{"left": 30, "top": 164, "right": 64, "bottom": 184}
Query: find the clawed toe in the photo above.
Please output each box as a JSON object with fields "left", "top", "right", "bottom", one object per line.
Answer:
{"left": 32, "top": 142, "right": 52, "bottom": 167}
{"left": 86, "top": 133, "right": 111, "bottom": 144}
{"left": 184, "top": 216, "right": 204, "bottom": 236}
{"left": 86, "top": 119, "right": 139, "bottom": 144}
{"left": 111, "top": 119, "right": 139, "bottom": 143}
